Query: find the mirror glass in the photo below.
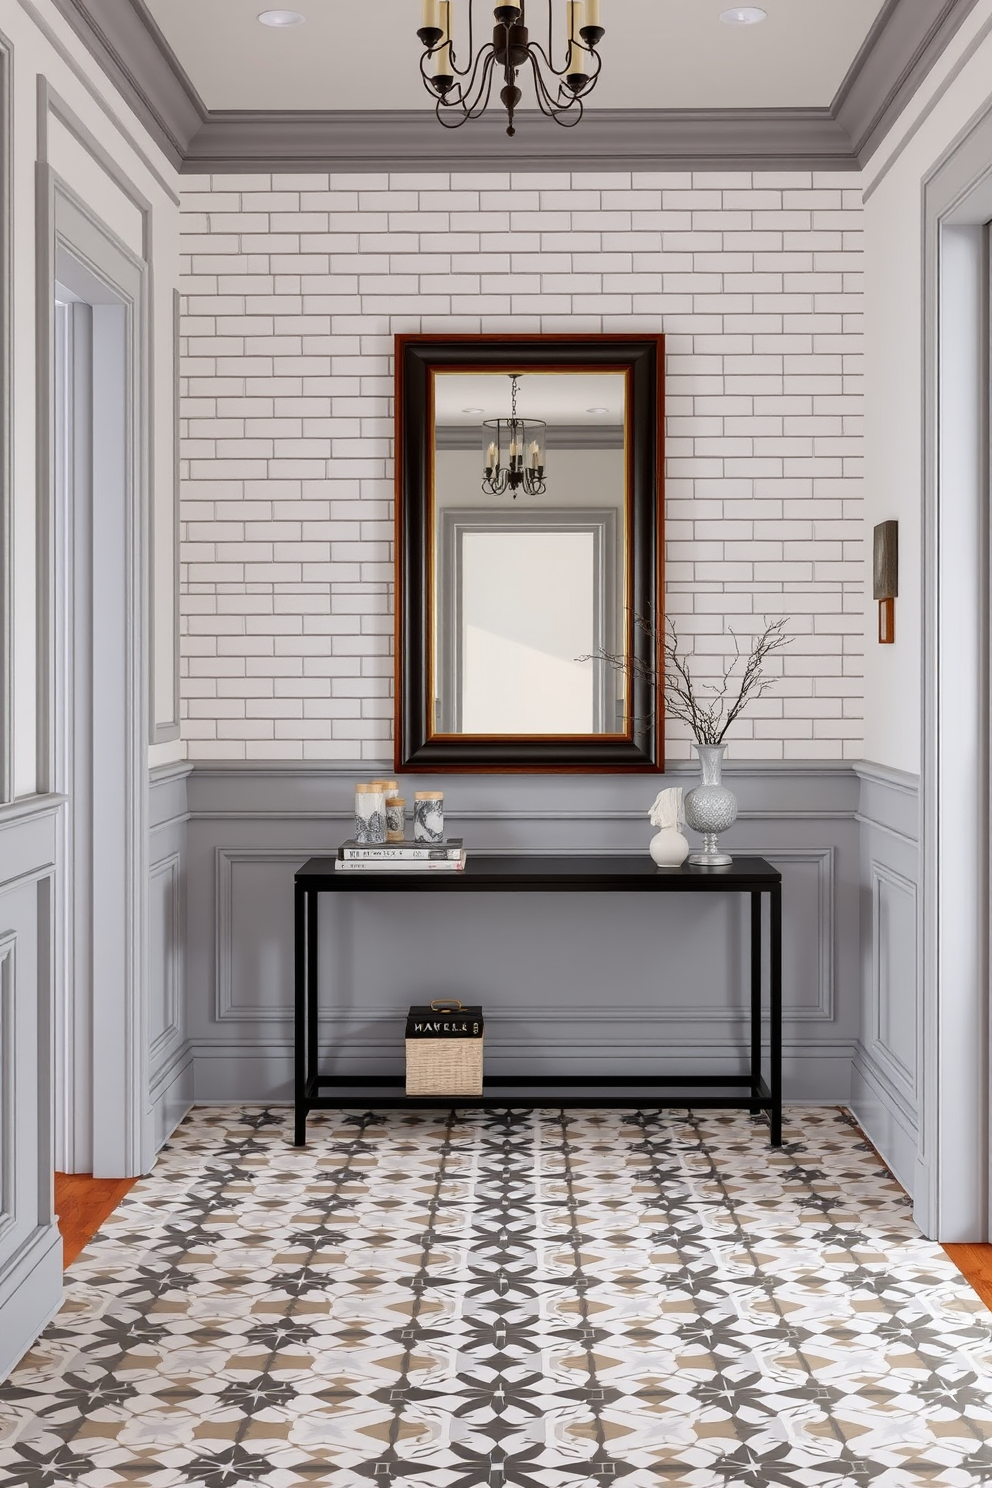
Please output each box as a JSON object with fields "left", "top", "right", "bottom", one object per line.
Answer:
{"left": 431, "top": 369, "right": 628, "bottom": 737}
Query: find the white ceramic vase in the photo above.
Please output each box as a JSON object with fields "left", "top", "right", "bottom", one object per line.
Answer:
{"left": 649, "top": 826, "right": 690, "bottom": 866}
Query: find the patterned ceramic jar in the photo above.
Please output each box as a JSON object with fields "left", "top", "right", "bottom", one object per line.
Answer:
{"left": 386, "top": 796, "right": 406, "bottom": 842}
{"left": 414, "top": 791, "right": 444, "bottom": 843}
{"left": 355, "top": 783, "right": 387, "bottom": 844}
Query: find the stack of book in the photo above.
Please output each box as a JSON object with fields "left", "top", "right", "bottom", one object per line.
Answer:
{"left": 334, "top": 838, "right": 466, "bottom": 872}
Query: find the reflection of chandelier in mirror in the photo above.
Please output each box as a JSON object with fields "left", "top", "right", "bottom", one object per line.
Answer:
{"left": 417, "top": 1, "right": 604, "bottom": 138}
{"left": 482, "top": 375, "right": 547, "bottom": 498}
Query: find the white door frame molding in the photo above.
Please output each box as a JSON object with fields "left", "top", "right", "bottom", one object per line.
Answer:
{"left": 38, "top": 169, "right": 151, "bottom": 1178}
{"left": 920, "top": 108, "right": 992, "bottom": 1239}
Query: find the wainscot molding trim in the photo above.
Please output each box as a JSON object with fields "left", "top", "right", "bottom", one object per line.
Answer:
{"left": 33, "top": 0, "right": 983, "bottom": 174}
{"left": 149, "top": 761, "right": 193, "bottom": 796}
{"left": 853, "top": 760, "right": 921, "bottom": 794}
{"left": 186, "top": 758, "right": 858, "bottom": 780}
{"left": 0, "top": 794, "right": 66, "bottom": 830}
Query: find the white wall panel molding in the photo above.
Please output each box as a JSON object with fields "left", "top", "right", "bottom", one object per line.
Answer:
{"left": 852, "top": 768, "right": 921, "bottom": 1202}
{"left": 148, "top": 851, "right": 181, "bottom": 1061}
{"left": 148, "top": 767, "right": 191, "bottom": 1151}
{"left": 869, "top": 859, "right": 919, "bottom": 1097}
{"left": 0, "top": 27, "right": 11, "bottom": 805}
{"left": 0, "top": 874, "right": 60, "bottom": 1384}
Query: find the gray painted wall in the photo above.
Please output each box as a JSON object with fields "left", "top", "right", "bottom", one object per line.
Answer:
{"left": 851, "top": 762, "right": 921, "bottom": 1195}
{"left": 184, "top": 761, "right": 861, "bottom": 1107}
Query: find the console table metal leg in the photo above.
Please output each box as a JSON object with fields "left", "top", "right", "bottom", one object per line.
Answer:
{"left": 306, "top": 887, "right": 319, "bottom": 1120}
{"left": 750, "top": 891, "right": 762, "bottom": 1112}
{"left": 294, "top": 882, "right": 307, "bottom": 1147}
{"left": 770, "top": 883, "right": 783, "bottom": 1146}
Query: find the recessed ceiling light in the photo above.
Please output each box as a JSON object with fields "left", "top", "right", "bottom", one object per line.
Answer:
{"left": 719, "top": 6, "right": 767, "bottom": 24}
{"left": 586, "top": 406, "right": 609, "bottom": 414}
{"left": 258, "top": 9, "right": 306, "bottom": 26}
{"left": 461, "top": 407, "right": 485, "bottom": 414}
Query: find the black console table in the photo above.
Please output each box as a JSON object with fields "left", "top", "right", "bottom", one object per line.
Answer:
{"left": 294, "top": 855, "right": 783, "bottom": 1146}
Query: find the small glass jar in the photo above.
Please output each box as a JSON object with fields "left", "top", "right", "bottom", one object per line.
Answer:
{"left": 386, "top": 796, "right": 406, "bottom": 842}
{"left": 355, "top": 783, "right": 387, "bottom": 844}
{"left": 414, "top": 790, "right": 444, "bottom": 843}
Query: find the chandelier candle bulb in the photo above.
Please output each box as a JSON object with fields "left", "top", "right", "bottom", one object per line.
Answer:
{"left": 436, "top": 0, "right": 452, "bottom": 71}
{"left": 584, "top": 0, "right": 600, "bottom": 26}
{"left": 355, "top": 783, "right": 387, "bottom": 845}
{"left": 414, "top": 791, "right": 445, "bottom": 843}
{"left": 422, "top": 0, "right": 439, "bottom": 27}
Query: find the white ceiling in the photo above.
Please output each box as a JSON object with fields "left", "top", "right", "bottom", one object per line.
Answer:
{"left": 435, "top": 371, "right": 626, "bottom": 424}
{"left": 144, "top": 0, "right": 887, "bottom": 113}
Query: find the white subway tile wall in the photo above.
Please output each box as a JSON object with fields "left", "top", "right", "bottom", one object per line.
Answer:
{"left": 179, "top": 170, "right": 863, "bottom": 762}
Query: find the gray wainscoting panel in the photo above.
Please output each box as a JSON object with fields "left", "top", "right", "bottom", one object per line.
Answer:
{"left": 851, "top": 762, "right": 921, "bottom": 1195}
{"left": 186, "top": 761, "right": 860, "bottom": 1106}
{"left": 0, "top": 798, "right": 62, "bottom": 1383}
{"left": 148, "top": 763, "right": 192, "bottom": 1151}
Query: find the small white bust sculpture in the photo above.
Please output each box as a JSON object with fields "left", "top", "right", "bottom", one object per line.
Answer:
{"left": 648, "top": 787, "right": 689, "bottom": 867}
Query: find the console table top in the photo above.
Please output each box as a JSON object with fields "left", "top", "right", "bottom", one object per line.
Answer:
{"left": 296, "top": 854, "right": 781, "bottom": 891}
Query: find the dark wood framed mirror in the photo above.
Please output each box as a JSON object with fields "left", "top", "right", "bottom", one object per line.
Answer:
{"left": 395, "top": 333, "right": 665, "bottom": 772}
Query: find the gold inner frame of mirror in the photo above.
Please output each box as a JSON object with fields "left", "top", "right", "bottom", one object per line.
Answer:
{"left": 427, "top": 364, "right": 633, "bottom": 740}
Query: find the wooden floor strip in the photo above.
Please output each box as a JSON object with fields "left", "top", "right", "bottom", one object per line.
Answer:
{"left": 943, "top": 1243, "right": 992, "bottom": 1312}
{"left": 55, "top": 1173, "right": 138, "bottom": 1268}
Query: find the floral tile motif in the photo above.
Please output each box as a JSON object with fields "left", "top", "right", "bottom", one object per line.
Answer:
{"left": 1, "top": 1107, "right": 991, "bottom": 1487}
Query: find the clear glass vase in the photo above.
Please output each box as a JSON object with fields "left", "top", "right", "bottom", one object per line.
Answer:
{"left": 683, "top": 743, "right": 737, "bottom": 866}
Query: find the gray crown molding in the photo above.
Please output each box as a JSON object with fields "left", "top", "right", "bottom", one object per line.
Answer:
{"left": 833, "top": 0, "right": 982, "bottom": 164}
{"left": 45, "top": 0, "right": 204, "bottom": 170}
{"left": 436, "top": 423, "right": 624, "bottom": 451}
{"left": 183, "top": 106, "right": 856, "bottom": 174}
{"left": 36, "top": 0, "right": 983, "bottom": 174}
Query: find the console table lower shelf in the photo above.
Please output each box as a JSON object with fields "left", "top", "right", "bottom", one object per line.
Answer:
{"left": 294, "top": 854, "right": 783, "bottom": 1146}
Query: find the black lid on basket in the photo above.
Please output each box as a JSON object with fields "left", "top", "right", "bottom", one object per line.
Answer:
{"left": 406, "top": 1000, "right": 484, "bottom": 1038}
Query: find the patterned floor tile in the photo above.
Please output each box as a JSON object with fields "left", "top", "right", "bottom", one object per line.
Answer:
{"left": 1, "top": 1107, "right": 990, "bottom": 1486}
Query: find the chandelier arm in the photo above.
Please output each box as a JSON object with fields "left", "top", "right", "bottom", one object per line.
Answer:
{"left": 525, "top": 52, "right": 581, "bottom": 120}
{"left": 549, "top": 95, "right": 585, "bottom": 127}
{"left": 526, "top": 55, "right": 564, "bottom": 118}
{"left": 433, "top": 48, "right": 498, "bottom": 124}
{"left": 449, "top": 50, "right": 499, "bottom": 121}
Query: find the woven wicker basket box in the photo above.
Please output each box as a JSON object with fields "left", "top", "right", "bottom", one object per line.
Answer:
{"left": 405, "top": 1000, "right": 484, "bottom": 1096}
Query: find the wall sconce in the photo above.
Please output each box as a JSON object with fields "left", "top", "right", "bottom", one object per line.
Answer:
{"left": 873, "top": 520, "right": 898, "bottom": 644}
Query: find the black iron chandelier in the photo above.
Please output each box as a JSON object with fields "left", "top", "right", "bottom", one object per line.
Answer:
{"left": 482, "top": 375, "right": 547, "bottom": 497}
{"left": 417, "top": 0, "right": 604, "bottom": 138}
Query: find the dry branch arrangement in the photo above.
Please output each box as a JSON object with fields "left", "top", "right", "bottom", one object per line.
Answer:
{"left": 588, "top": 613, "right": 791, "bottom": 745}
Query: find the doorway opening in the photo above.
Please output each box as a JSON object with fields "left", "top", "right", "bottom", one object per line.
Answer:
{"left": 49, "top": 194, "right": 149, "bottom": 1179}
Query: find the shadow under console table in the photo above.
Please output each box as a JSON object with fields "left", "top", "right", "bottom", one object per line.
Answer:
{"left": 294, "top": 854, "right": 783, "bottom": 1146}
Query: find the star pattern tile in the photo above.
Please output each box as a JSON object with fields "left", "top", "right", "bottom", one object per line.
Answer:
{"left": 1, "top": 1107, "right": 991, "bottom": 1486}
